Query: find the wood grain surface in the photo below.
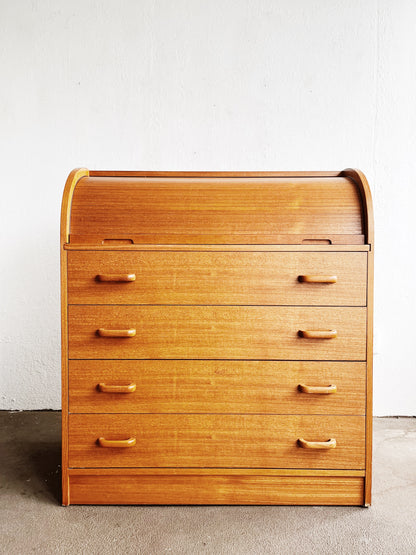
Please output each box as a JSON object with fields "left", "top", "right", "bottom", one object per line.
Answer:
{"left": 61, "top": 168, "right": 89, "bottom": 506}
{"left": 68, "top": 414, "right": 365, "bottom": 469}
{"left": 69, "top": 474, "right": 364, "bottom": 505}
{"left": 70, "top": 176, "right": 364, "bottom": 244}
{"left": 68, "top": 360, "right": 366, "bottom": 415}
{"left": 65, "top": 244, "right": 370, "bottom": 252}
{"left": 67, "top": 251, "right": 367, "bottom": 306}
{"left": 68, "top": 305, "right": 367, "bottom": 360}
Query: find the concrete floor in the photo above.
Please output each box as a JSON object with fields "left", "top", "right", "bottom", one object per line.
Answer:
{"left": 0, "top": 413, "right": 415, "bottom": 555}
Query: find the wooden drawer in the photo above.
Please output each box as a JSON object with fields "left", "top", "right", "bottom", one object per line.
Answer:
{"left": 68, "top": 360, "right": 366, "bottom": 414}
{"left": 67, "top": 251, "right": 367, "bottom": 306}
{"left": 68, "top": 305, "right": 366, "bottom": 360}
{"left": 68, "top": 414, "right": 365, "bottom": 469}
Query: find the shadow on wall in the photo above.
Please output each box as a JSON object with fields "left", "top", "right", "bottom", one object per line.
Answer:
{"left": 2, "top": 229, "right": 61, "bottom": 410}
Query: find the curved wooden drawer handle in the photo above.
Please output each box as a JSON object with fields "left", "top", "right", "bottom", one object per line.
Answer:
{"left": 298, "top": 384, "right": 337, "bottom": 395}
{"left": 98, "top": 383, "right": 136, "bottom": 393}
{"left": 96, "top": 274, "right": 136, "bottom": 282}
{"left": 98, "top": 437, "right": 136, "bottom": 448}
{"left": 298, "top": 330, "right": 337, "bottom": 339}
{"left": 297, "top": 438, "right": 337, "bottom": 450}
{"left": 298, "top": 275, "right": 337, "bottom": 283}
{"left": 97, "top": 328, "right": 136, "bottom": 338}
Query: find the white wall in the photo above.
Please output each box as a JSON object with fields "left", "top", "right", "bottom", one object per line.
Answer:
{"left": 1, "top": 1, "right": 415, "bottom": 414}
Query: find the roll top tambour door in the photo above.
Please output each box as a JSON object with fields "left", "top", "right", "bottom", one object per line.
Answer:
{"left": 68, "top": 176, "right": 365, "bottom": 245}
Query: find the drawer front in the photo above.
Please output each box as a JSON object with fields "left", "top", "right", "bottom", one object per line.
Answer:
{"left": 69, "top": 360, "right": 366, "bottom": 414}
{"left": 68, "top": 305, "right": 366, "bottom": 360}
{"left": 69, "top": 474, "right": 365, "bottom": 505}
{"left": 67, "top": 251, "right": 367, "bottom": 306}
{"left": 68, "top": 414, "right": 365, "bottom": 469}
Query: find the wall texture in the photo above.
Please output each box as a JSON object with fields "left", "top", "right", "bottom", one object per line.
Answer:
{"left": 0, "top": 1, "right": 415, "bottom": 414}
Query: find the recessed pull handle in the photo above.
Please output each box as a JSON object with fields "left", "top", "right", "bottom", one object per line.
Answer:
{"left": 97, "top": 328, "right": 136, "bottom": 338}
{"left": 98, "top": 383, "right": 136, "bottom": 393}
{"left": 297, "top": 438, "right": 336, "bottom": 450}
{"left": 102, "top": 239, "right": 134, "bottom": 245}
{"left": 298, "top": 275, "right": 337, "bottom": 283}
{"left": 298, "top": 330, "right": 337, "bottom": 339}
{"left": 98, "top": 437, "right": 136, "bottom": 448}
{"left": 298, "top": 384, "right": 337, "bottom": 395}
{"left": 96, "top": 274, "right": 136, "bottom": 282}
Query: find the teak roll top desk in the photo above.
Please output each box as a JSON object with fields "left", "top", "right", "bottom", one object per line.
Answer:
{"left": 61, "top": 169, "right": 373, "bottom": 506}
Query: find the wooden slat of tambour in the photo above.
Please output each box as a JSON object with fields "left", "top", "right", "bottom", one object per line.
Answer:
{"left": 69, "top": 474, "right": 364, "bottom": 505}
{"left": 68, "top": 414, "right": 365, "bottom": 469}
{"left": 69, "top": 234, "right": 365, "bottom": 245}
{"left": 89, "top": 170, "right": 342, "bottom": 177}
{"left": 69, "top": 177, "right": 364, "bottom": 243}
{"left": 68, "top": 305, "right": 366, "bottom": 361}
{"left": 68, "top": 468, "right": 365, "bottom": 477}
{"left": 64, "top": 244, "right": 370, "bottom": 252}
{"left": 68, "top": 360, "right": 366, "bottom": 415}
{"left": 67, "top": 251, "right": 367, "bottom": 306}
